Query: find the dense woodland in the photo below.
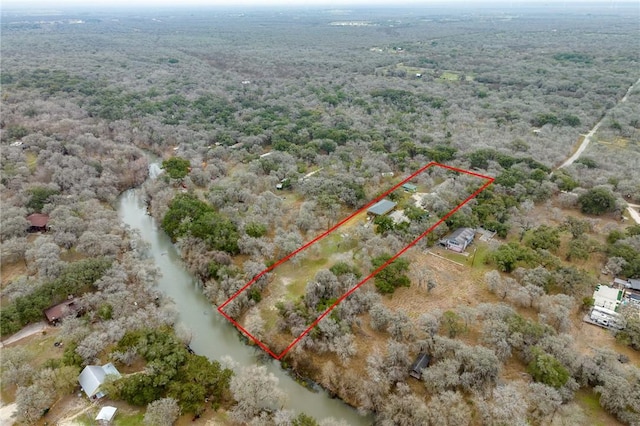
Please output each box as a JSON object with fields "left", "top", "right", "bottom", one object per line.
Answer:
{"left": 1, "top": 4, "right": 640, "bottom": 425}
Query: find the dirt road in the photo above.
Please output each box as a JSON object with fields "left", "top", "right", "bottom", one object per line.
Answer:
{"left": 0, "top": 322, "right": 48, "bottom": 348}
{"left": 558, "top": 77, "right": 640, "bottom": 170}
{"left": 0, "top": 402, "right": 17, "bottom": 426}
{"left": 627, "top": 203, "right": 640, "bottom": 225}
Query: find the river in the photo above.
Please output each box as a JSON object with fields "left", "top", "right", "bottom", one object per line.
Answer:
{"left": 117, "top": 172, "right": 370, "bottom": 424}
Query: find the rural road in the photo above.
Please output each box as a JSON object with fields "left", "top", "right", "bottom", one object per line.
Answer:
{"left": 558, "top": 77, "right": 640, "bottom": 169}
{"left": 0, "top": 321, "right": 48, "bottom": 348}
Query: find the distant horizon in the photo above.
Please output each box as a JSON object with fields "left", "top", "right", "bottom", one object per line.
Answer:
{"left": 2, "top": 0, "right": 638, "bottom": 11}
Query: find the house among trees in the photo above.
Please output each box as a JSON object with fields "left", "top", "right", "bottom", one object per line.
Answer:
{"left": 409, "top": 353, "right": 431, "bottom": 379}
{"left": 401, "top": 183, "right": 417, "bottom": 193}
{"left": 26, "top": 213, "right": 49, "bottom": 232}
{"left": 367, "top": 199, "right": 397, "bottom": 217}
{"left": 593, "top": 284, "right": 623, "bottom": 311}
{"left": 78, "top": 363, "right": 121, "bottom": 399}
{"left": 43, "top": 298, "right": 81, "bottom": 325}
{"left": 440, "top": 227, "right": 475, "bottom": 252}
{"left": 616, "top": 278, "right": 640, "bottom": 295}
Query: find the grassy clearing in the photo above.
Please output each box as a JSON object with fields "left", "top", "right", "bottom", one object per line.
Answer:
{"left": 25, "top": 151, "right": 38, "bottom": 173}
{"left": 375, "top": 62, "right": 430, "bottom": 77}
{"left": 439, "top": 71, "right": 459, "bottom": 81}
{"left": 597, "top": 137, "right": 629, "bottom": 149}
{"left": 575, "top": 389, "right": 621, "bottom": 426}
{"left": 114, "top": 412, "right": 145, "bottom": 426}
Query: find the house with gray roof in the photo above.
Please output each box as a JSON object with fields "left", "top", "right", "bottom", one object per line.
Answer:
{"left": 367, "top": 199, "right": 397, "bottom": 217}
{"left": 78, "top": 363, "right": 121, "bottom": 399}
{"left": 440, "top": 227, "right": 475, "bottom": 253}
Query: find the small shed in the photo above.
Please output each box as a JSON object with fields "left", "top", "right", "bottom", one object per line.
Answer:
{"left": 96, "top": 406, "right": 117, "bottom": 424}
{"left": 43, "top": 299, "right": 80, "bottom": 325}
{"left": 409, "top": 353, "right": 431, "bottom": 380}
{"left": 367, "top": 199, "right": 397, "bottom": 217}
{"left": 26, "top": 213, "right": 49, "bottom": 232}
{"left": 402, "top": 183, "right": 417, "bottom": 193}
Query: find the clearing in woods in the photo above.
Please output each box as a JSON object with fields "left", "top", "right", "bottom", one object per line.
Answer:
{"left": 219, "top": 162, "right": 494, "bottom": 359}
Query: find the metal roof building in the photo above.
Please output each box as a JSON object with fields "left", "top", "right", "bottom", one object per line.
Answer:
{"left": 367, "top": 199, "right": 397, "bottom": 216}
{"left": 79, "top": 363, "right": 121, "bottom": 399}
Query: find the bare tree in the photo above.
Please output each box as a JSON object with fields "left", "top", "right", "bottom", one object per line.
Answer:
{"left": 24, "top": 235, "right": 64, "bottom": 280}
{"left": 378, "top": 383, "right": 429, "bottom": 426}
{"left": 0, "top": 346, "right": 35, "bottom": 387}
{"left": 425, "top": 391, "right": 472, "bottom": 426}
{"left": 475, "top": 384, "right": 528, "bottom": 426}
{"left": 0, "top": 206, "right": 29, "bottom": 240}
{"left": 229, "top": 364, "right": 286, "bottom": 423}
{"left": 527, "top": 382, "right": 562, "bottom": 424}
{"left": 16, "top": 384, "right": 54, "bottom": 425}
{"left": 144, "top": 397, "right": 181, "bottom": 426}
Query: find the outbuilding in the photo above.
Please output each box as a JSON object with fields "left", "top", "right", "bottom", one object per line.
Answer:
{"left": 402, "top": 183, "right": 417, "bottom": 193}
{"left": 43, "top": 299, "right": 80, "bottom": 325}
{"left": 26, "top": 213, "right": 49, "bottom": 232}
{"left": 367, "top": 199, "right": 397, "bottom": 217}
{"left": 409, "top": 353, "right": 431, "bottom": 380}
{"left": 96, "top": 406, "right": 117, "bottom": 424}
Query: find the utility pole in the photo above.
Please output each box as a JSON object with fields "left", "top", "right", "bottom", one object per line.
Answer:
{"left": 471, "top": 247, "right": 478, "bottom": 267}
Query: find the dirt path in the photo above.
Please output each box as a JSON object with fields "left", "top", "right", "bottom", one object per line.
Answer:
{"left": 0, "top": 322, "right": 48, "bottom": 348}
{"left": 557, "top": 77, "right": 640, "bottom": 170}
{"left": 627, "top": 203, "right": 640, "bottom": 225}
{"left": 0, "top": 402, "right": 17, "bottom": 426}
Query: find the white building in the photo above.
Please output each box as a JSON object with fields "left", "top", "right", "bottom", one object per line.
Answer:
{"left": 78, "top": 363, "right": 121, "bottom": 399}
{"left": 593, "top": 285, "right": 623, "bottom": 311}
{"left": 590, "top": 306, "right": 624, "bottom": 330}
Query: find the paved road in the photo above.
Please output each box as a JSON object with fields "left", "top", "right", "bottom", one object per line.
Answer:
{"left": 558, "top": 77, "right": 640, "bottom": 170}
{"left": 0, "top": 322, "right": 48, "bottom": 348}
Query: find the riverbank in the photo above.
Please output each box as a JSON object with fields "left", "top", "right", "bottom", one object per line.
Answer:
{"left": 120, "top": 183, "right": 371, "bottom": 424}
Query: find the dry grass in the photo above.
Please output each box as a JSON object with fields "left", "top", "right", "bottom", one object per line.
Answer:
{"left": 382, "top": 247, "right": 500, "bottom": 319}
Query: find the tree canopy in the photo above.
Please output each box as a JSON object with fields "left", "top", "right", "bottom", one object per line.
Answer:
{"left": 578, "top": 187, "right": 617, "bottom": 215}
{"left": 162, "top": 193, "right": 239, "bottom": 254}
{"left": 371, "top": 254, "right": 411, "bottom": 294}
{"left": 162, "top": 157, "right": 191, "bottom": 180}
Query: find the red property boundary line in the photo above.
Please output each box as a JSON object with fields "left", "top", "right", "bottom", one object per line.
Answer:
{"left": 218, "top": 162, "right": 494, "bottom": 359}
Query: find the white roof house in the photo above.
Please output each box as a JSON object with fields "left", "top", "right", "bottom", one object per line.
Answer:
{"left": 593, "top": 285, "right": 623, "bottom": 311}
{"left": 79, "top": 363, "right": 120, "bottom": 399}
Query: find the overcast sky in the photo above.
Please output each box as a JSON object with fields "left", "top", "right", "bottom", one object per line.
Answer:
{"left": 2, "top": 0, "right": 626, "bottom": 8}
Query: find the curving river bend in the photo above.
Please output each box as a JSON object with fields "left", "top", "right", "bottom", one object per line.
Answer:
{"left": 117, "top": 165, "right": 370, "bottom": 424}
